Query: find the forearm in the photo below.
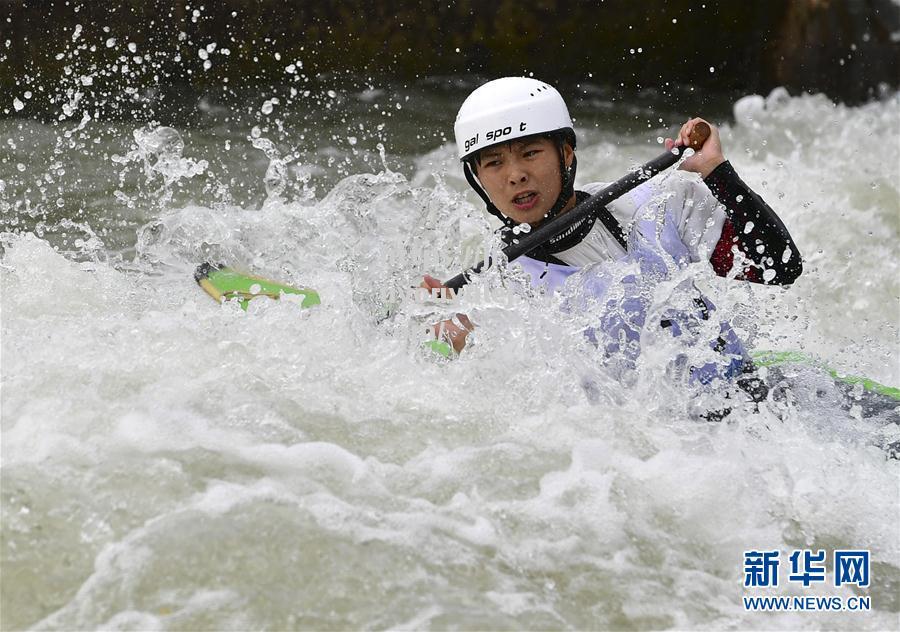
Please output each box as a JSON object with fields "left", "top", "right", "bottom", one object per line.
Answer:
{"left": 705, "top": 161, "right": 802, "bottom": 285}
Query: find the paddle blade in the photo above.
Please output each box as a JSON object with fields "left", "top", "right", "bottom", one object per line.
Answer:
{"left": 194, "top": 263, "right": 320, "bottom": 310}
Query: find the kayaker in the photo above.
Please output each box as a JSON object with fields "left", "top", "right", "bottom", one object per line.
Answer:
{"left": 424, "top": 77, "right": 802, "bottom": 373}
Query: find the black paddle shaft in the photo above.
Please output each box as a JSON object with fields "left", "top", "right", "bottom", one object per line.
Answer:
{"left": 443, "top": 122, "right": 711, "bottom": 291}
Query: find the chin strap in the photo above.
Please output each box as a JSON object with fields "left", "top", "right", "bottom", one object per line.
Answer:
{"left": 463, "top": 161, "right": 516, "bottom": 230}
{"left": 544, "top": 146, "right": 577, "bottom": 223}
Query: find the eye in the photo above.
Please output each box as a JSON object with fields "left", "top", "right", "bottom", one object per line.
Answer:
{"left": 482, "top": 158, "right": 501, "bottom": 168}
{"left": 523, "top": 149, "right": 541, "bottom": 158}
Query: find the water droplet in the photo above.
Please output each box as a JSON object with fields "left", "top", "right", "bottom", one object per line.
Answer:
{"left": 12, "top": 97, "right": 24, "bottom": 111}
{"left": 133, "top": 126, "right": 184, "bottom": 159}
{"left": 105, "top": 37, "right": 116, "bottom": 48}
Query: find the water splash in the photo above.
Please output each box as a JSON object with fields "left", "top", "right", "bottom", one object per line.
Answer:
{"left": 114, "top": 125, "right": 208, "bottom": 207}
{"left": 2, "top": 82, "right": 899, "bottom": 630}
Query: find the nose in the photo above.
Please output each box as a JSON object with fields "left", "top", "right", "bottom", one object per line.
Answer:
{"left": 506, "top": 162, "right": 527, "bottom": 185}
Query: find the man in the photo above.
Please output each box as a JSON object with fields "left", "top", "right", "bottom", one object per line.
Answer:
{"left": 425, "top": 77, "right": 801, "bottom": 384}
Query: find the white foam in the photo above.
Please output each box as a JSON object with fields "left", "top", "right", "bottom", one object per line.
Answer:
{"left": 2, "top": 88, "right": 898, "bottom": 631}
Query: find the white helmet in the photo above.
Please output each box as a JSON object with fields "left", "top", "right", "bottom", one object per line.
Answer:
{"left": 454, "top": 77, "right": 575, "bottom": 161}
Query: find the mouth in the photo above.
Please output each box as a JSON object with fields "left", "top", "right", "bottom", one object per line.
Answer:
{"left": 511, "top": 191, "right": 539, "bottom": 211}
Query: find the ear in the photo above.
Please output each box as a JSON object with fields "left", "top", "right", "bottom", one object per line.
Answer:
{"left": 562, "top": 142, "right": 574, "bottom": 169}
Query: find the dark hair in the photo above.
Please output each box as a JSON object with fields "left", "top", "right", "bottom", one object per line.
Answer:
{"left": 468, "top": 131, "right": 574, "bottom": 171}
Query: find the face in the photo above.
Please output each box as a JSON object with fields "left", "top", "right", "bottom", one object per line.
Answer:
{"left": 474, "top": 136, "right": 575, "bottom": 226}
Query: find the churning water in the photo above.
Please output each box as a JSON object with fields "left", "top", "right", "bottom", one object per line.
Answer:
{"left": 1, "top": 46, "right": 898, "bottom": 631}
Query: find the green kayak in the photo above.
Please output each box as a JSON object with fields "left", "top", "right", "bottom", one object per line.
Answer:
{"left": 193, "top": 263, "right": 899, "bottom": 402}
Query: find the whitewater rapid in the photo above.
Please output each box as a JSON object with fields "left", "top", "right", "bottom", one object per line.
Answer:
{"left": 2, "top": 85, "right": 899, "bottom": 630}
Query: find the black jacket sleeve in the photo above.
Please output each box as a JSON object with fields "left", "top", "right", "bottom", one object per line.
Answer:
{"left": 704, "top": 161, "right": 803, "bottom": 285}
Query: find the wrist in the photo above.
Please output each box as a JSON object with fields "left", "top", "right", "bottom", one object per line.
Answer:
{"left": 697, "top": 155, "right": 726, "bottom": 179}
